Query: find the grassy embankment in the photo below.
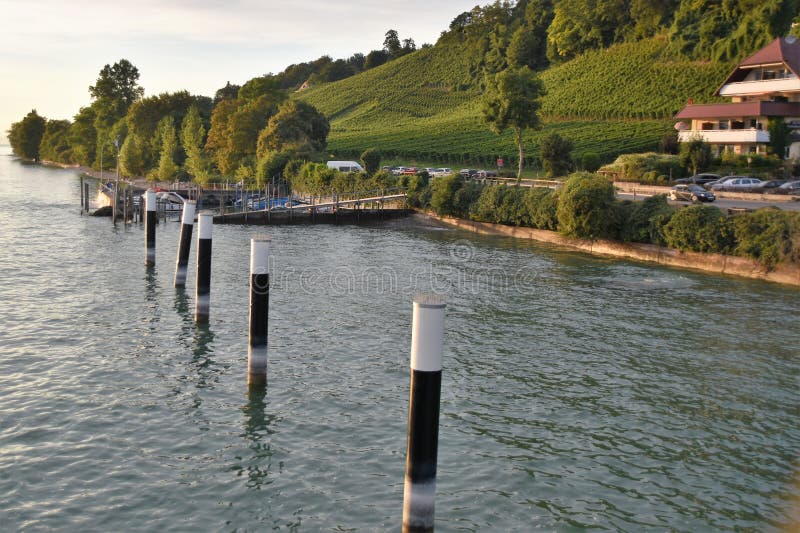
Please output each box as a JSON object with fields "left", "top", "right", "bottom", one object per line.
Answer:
{"left": 299, "top": 35, "right": 732, "bottom": 173}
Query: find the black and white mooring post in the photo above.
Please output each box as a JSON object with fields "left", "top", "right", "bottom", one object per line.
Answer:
{"left": 194, "top": 212, "right": 213, "bottom": 322}
{"left": 247, "top": 236, "right": 271, "bottom": 387}
{"left": 144, "top": 189, "right": 157, "bottom": 266}
{"left": 174, "top": 200, "right": 196, "bottom": 288}
{"left": 402, "top": 294, "right": 446, "bottom": 533}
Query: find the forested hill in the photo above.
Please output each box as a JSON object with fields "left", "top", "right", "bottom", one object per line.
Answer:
{"left": 298, "top": 0, "right": 798, "bottom": 166}
{"left": 8, "top": 0, "right": 799, "bottom": 177}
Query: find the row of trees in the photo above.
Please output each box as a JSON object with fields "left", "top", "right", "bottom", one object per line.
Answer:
{"left": 7, "top": 59, "right": 332, "bottom": 185}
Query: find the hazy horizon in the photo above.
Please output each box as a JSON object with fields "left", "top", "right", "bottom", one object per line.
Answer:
{"left": 1, "top": 0, "right": 477, "bottom": 137}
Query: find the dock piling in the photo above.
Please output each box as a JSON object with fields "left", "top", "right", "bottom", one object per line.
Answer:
{"left": 247, "top": 236, "right": 271, "bottom": 387}
{"left": 402, "top": 294, "right": 446, "bottom": 533}
{"left": 174, "top": 200, "right": 196, "bottom": 288}
{"left": 194, "top": 212, "right": 213, "bottom": 322}
{"left": 145, "top": 189, "right": 156, "bottom": 266}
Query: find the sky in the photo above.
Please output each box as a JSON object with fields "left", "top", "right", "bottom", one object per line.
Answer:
{"left": 0, "top": 0, "right": 479, "bottom": 138}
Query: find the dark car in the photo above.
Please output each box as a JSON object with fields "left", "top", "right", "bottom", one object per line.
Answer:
{"left": 675, "top": 173, "right": 721, "bottom": 185}
{"left": 668, "top": 184, "right": 716, "bottom": 203}
{"left": 459, "top": 169, "right": 478, "bottom": 178}
{"left": 775, "top": 180, "right": 800, "bottom": 194}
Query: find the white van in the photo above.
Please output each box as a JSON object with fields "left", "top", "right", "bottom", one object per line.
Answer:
{"left": 327, "top": 160, "right": 364, "bottom": 173}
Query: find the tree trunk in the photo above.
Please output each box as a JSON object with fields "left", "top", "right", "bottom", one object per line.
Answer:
{"left": 516, "top": 127, "right": 524, "bottom": 183}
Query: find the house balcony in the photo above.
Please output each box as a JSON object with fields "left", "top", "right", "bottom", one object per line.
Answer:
{"left": 718, "top": 78, "right": 800, "bottom": 97}
{"left": 678, "top": 129, "right": 770, "bottom": 144}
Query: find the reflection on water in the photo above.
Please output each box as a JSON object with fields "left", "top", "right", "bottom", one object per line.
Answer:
{"left": 0, "top": 151, "right": 798, "bottom": 531}
{"left": 239, "top": 388, "right": 276, "bottom": 490}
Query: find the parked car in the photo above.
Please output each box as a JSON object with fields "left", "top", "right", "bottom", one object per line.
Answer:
{"left": 675, "top": 173, "right": 721, "bottom": 185}
{"left": 476, "top": 169, "right": 498, "bottom": 178}
{"left": 459, "top": 168, "right": 478, "bottom": 178}
{"left": 401, "top": 167, "right": 418, "bottom": 175}
{"left": 753, "top": 179, "right": 787, "bottom": 193}
{"left": 775, "top": 180, "right": 800, "bottom": 194}
{"left": 710, "top": 176, "right": 764, "bottom": 192}
{"left": 431, "top": 168, "right": 453, "bottom": 177}
{"left": 668, "top": 184, "right": 716, "bottom": 203}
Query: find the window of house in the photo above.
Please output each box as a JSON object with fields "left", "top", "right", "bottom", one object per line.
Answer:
{"left": 718, "top": 120, "right": 729, "bottom": 130}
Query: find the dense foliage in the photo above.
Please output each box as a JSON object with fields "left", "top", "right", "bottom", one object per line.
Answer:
{"left": 402, "top": 171, "right": 800, "bottom": 268}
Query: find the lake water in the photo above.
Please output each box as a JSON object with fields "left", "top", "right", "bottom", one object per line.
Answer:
{"left": 0, "top": 146, "right": 798, "bottom": 531}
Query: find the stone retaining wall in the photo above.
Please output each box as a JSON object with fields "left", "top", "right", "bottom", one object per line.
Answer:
{"left": 425, "top": 213, "right": 800, "bottom": 287}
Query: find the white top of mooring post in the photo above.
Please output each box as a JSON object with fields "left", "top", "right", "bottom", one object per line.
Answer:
{"left": 198, "top": 211, "right": 213, "bottom": 239}
{"left": 410, "top": 293, "right": 446, "bottom": 372}
{"left": 145, "top": 189, "right": 156, "bottom": 211}
{"left": 181, "top": 201, "right": 197, "bottom": 225}
{"left": 250, "top": 235, "right": 271, "bottom": 274}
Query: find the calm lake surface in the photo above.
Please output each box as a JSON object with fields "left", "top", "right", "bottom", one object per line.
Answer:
{"left": 0, "top": 146, "right": 798, "bottom": 532}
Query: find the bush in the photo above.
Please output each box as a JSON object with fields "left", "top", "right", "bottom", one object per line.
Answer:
{"left": 662, "top": 205, "right": 733, "bottom": 254}
{"left": 679, "top": 135, "right": 712, "bottom": 176}
{"left": 619, "top": 194, "right": 675, "bottom": 245}
{"left": 525, "top": 187, "right": 558, "bottom": 230}
{"left": 470, "top": 185, "right": 505, "bottom": 223}
{"left": 360, "top": 148, "right": 381, "bottom": 175}
{"left": 732, "top": 208, "right": 795, "bottom": 269}
{"left": 430, "top": 174, "right": 465, "bottom": 217}
{"left": 600, "top": 152, "right": 684, "bottom": 183}
{"left": 581, "top": 152, "right": 601, "bottom": 172}
{"left": 540, "top": 133, "right": 574, "bottom": 178}
{"left": 556, "top": 172, "right": 617, "bottom": 239}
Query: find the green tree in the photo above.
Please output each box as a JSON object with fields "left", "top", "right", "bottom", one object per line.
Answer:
{"left": 181, "top": 105, "right": 212, "bottom": 184}
{"left": 207, "top": 96, "right": 279, "bottom": 176}
{"left": 506, "top": 0, "right": 554, "bottom": 71}
{"left": 540, "top": 132, "right": 574, "bottom": 177}
{"left": 482, "top": 66, "right": 545, "bottom": 179}
{"left": 556, "top": 172, "right": 617, "bottom": 239}
{"left": 581, "top": 152, "right": 601, "bottom": 172}
{"left": 68, "top": 106, "right": 97, "bottom": 166}
{"left": 214, "top": 81, "right": 240, "bottom": 105}
{"left": 156, "top": 116, "right": 179, "bottom": 182}
{"left": 547, "top": 0, "right": 631, "bottom": 62}
{"left": 120, "top": 132, "right": 147, "bottom": 178}
{"left": 360, "top": 148, "right": 382, "bottom": 175}
{"left": 768, "top": 117, "right": 791, "bottom": 159}
{"left": 89, "top": 59, "right": 144, "bottom": 145}
{"left": 39, "top": 119, "right": 72, "bottom": 163}
{"left": 364, "top": 49, "right": 389, "bottom": 69}
{"left": 238, "top": 75, "right": 286, "bottom": 102}
{"left": 7, "top": 110, "right": 46, "bottom": 160}
{"left": 678, "top": 134, "right": 712, "bottom": 176}
{"left": 384, "top": 29, "right": 402, "bottom": 57}
{"left": 256, "top": 100, "right": 329, "bottom": 158}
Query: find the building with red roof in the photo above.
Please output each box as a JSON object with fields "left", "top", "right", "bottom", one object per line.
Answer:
{"left": 674, "top": 36, "right": 800, "bottom": 159}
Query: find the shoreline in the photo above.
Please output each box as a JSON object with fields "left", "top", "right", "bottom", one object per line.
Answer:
{"left": 421, "top": 212, "right": 800, "bottom": 287}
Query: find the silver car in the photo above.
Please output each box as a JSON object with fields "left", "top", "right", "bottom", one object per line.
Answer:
{"left": 710, "top": 176, "right": 764, "bottom": 192}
